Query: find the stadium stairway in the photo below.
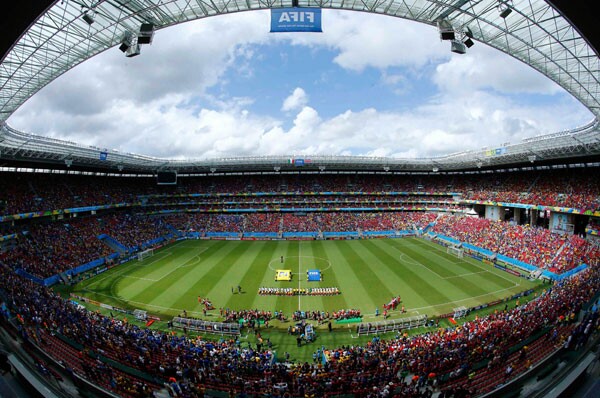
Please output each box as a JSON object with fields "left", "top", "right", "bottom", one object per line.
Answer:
{"left": 550, "top": 241, "right": 569, "bottom": 268}
{"left": 99, "top": 234, "right": 129, "bottom": 254}
{"left": 165, "top": 223, "right": 184, "bottom": 238}
{"left": 526, "top": 174, "right": 542, "bottom": 194}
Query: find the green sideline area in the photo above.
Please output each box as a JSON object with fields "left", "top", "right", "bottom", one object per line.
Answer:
{"left": 63, "top": 237, "right": 541, "bottom": 361}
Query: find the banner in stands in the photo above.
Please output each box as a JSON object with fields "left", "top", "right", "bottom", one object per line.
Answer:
{"left": 271, "top": 8, "right": 322, "bottom": 32}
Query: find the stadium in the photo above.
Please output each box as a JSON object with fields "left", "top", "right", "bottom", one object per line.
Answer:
{"left": 0, "top": 1, "right": 599, "bottom": 398}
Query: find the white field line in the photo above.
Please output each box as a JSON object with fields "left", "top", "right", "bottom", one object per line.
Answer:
{"left": 81, "top": 289, "right": 204, "bottom": 315}
{"left": 415, "top": 238, "right": 520, "bottom": 287}
{"left": 298, "top": 241, "right": 302, "bottom": 311}
{"left": 443, "top": 270, "right": 489, "bottom": 279}
{"left": 408, "top": 239, "right": 463, "bottom": 265}
{"left": 359, "top": 283, "right": 521, "bottom": 321}
{"left": 122, "top": 247, "right": 206, "bottom": 282}
{"left": 397, "top": 251, "right": 447, "bottom": 279}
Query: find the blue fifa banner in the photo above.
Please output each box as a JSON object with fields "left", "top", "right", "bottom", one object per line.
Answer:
{"left": 271, "top": 8, "right": 322, "bottom": 32}
{"left": 99, "top": 151, "right": 108, "bottom": 161}
{"left": 307, "top": 269, "right": 322, "bottom": 281}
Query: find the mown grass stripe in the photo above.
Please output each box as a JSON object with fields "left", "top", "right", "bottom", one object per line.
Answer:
{"left": 222, "top": 241, "right": 272, "bottom": 310}
{"left": 143, "top": 241, "right": 252, "bottom": 313}
{"left": 250, "top": 240, "right": 289, "bottom": 314}
{"left": 310, "top": 240, "right": 348, "bottom": 311}
{"left": 376, "top": 239, "right": 458, "bottom": 312}
{"left": 327, "top": 240, "right": 383, "bottom": 311}
{"left": 314, "top": 241, "right": 372, "bottom": 311}
{"left": 275, "top": 241, "right": 299, "bottom": 314}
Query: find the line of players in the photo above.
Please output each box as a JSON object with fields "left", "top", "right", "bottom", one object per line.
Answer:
{"left": 258, "top": 287, "right": 340, "bottom": 296}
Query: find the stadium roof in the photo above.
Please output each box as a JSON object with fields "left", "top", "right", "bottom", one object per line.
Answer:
{"left": 0, "top": 0, "right": 599, "bottom": 173}
{"left": 1, "top": 118, "right": 599, "bottom": 173}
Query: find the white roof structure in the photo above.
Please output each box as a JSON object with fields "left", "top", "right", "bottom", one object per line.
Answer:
{"left": 0, "top": 0, "right": 599, "bottom": 172}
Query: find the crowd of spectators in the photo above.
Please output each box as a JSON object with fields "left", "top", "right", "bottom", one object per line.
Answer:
{"left": 1, "top": 250, "right": 598, "bottom": 397}
{"left": 243, "top": 213, "right": 280, "bottom": 232}
{"left": 98, "top": 214, "right": 174, "bottom": 250}
{"left": 432, "top": 215, "right": 600, "bottom": 273}
{"left": 160, "top": 212, "right": 436, "bottom": 235}
{"left": 0, "top": 219, "right": 114, "bottom": 279}
{"left": 0, "top": 213, "right": 176, "bottom": 279}
{"left": 2, "top": 170, "right": 599, "bottom": 218}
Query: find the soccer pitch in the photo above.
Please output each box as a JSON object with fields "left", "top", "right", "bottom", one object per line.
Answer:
{"left": 72, "top": 237, "right": 539, "bottom": 323}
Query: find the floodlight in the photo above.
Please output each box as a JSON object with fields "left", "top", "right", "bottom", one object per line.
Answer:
{"left": 451, "top": 40, "right": 466, "bottom": 54}
{"left": 437, "top": 20, "right": 455, "bottom": 41}
{"left": 126, "top": 43, "right": 141, "bottom": 58}
{"left": 499, "top": 7, "right": 512, "bottom": 18}
{"left": 82, "top": 10, "right": 95, "bottom": 25}
{"left": 274, "top": 166, "right": 281, "bottom": 172}
{"left": 528, "top": 155, "right": 536, "bottom": 163}
{"left": 498, "top": 1, "right": 513, "bottom": 18}
{"left": 119, "top": 31, "right": 134, "bottom": 53}
{"left": 383, "top": 166, "right": 390, "bottom": 172}
{"left": 65, "top": 159, "right": 73, "bottom": 167}
{"left": 138, "top": 23, "right": 155, "bottom": 45}
{"left": 463, "top": 37, "right": 475, "bottom": 48}
{"left": 432, "top": 167, "right": 439, "bottom": 173}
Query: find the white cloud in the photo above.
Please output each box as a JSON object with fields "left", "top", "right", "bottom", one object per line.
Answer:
{"left": 6, "top": 10, "right": 593, "bottom": 161}
{"left": 432, "top": 44, "right": 562, "bottom": 95}
{"left": 282, "top": 87, "right": 309, "bottom": 112}
{"left": 280, "top": 11, "right": 449, "bottom": 71}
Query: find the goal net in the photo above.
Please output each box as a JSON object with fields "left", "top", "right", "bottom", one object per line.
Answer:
{"left": 137, "top": 248, "right": 154, "bottom": 261}
{"left": 446, "top": 246, "right": 464, "bottom": 259}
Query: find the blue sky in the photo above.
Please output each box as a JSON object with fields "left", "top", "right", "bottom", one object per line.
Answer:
{"left": 8, "top": 10, "right": 592, "bottom": 159}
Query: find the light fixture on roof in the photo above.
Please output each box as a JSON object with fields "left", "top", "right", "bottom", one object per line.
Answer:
{"left": 528, "top": 155, "right": 536, "bottom": 163}
{"left": 432, "top": 167, "right": 439, "bottom": 173}
{"left": 138, "top": 23, "right": 155, "bottom": 45}
{"left": 437, "top": 19, "right": 455, "bottom": 41}
{"left": 451, "top": 27, "right": 475, "bottom": 54}
{"left": 463, "top": 27, "right": 475, "bottom": 48}
{"left": 274, "top": 166, "right": 281, "bottom": 172}
{"left": 65, "top": 159, "right": 73, "bottom": 168}
{"left": 451, "top": 40, "right": 466, "bottom": 54}
{"left": 119, "top": 31, "right": 133, "bottom": 53}
{"left": 82, "top": 10, "right": 95, "bottom": 25}
{"left": 125, "top": 42, "right": 141, "bottom": 57}
{"left": 498, "top": 0, "right": 513, "bottom": 19}
{"left": 383, "top": 166, "right": 390, "bottom": 172}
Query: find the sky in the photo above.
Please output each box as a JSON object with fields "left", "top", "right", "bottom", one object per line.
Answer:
{"left": 7, "top": 9, "right": 593, "bottom": 160}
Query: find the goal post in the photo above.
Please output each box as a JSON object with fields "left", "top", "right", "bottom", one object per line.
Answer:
{"left": 137, "top": 248, "right": 154, "bottom": 261}
{"left": 446, "top": 246, "right": 464, "bottom": 259}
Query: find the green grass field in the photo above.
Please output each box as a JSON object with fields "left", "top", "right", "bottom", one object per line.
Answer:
{"left": 72, "top": 237, "right": 538, "bottom": 322}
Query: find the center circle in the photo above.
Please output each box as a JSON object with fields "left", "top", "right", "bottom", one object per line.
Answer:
{"left": 268, "top": 255, "right": 332, "bottom": 274}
